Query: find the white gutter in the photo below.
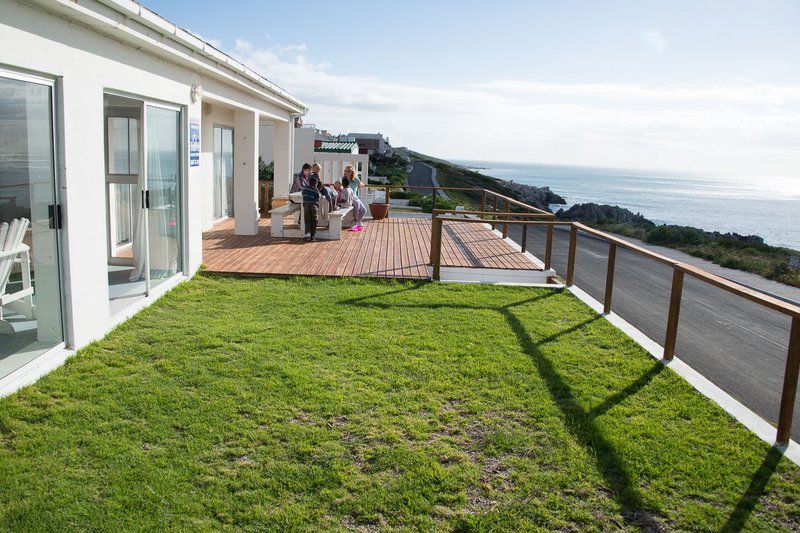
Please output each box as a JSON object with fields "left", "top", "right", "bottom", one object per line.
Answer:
{"left": 25, "top": 0, "right": 308, "bottom": 114}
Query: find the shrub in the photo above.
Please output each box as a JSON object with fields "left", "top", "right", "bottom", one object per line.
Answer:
{"left": 410, "top": 195, "right": 458, "bottom": 213}
{"left": 645, "top": 225, "right": 710, "bottom": 246}
{"left": 258, "top": 157, "right": 273, "bottom": 182}
{"left": 390, "top": 190, "right": 416, "bottom": 199}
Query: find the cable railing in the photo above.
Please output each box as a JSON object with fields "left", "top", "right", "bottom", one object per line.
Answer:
{"left": 428, "top": 212, "right": 800, "bottom": 447}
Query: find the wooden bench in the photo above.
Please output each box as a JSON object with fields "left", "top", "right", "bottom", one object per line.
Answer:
{"left": 269, "top": 202, "right": 354, "bottom": 240}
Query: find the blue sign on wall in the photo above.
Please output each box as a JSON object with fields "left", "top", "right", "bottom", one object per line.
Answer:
{"left": 189, "top": 119, "right": 200, "bottom": 167}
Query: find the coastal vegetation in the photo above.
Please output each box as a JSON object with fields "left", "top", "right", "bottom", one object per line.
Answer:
{"left": 1, "top": 274, "right": 798, "bottom": 530}
{"left": 557, "top": 203, "right": 800, "bottom": 288}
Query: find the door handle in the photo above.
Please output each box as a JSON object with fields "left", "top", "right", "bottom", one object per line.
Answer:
{"left": 48, "top": 204, "right": 63, "bottom": 229}
{"left": 145, "top": 190, "right": 150, "bottom": 208}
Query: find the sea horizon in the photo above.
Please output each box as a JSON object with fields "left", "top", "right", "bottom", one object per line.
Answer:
{"left": 451, "top": 158, "right": 800, "bottom": 250}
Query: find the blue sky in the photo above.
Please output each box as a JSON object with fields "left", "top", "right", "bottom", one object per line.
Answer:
{"left": 149, "top": 0, "right": 800, "bottom": 179}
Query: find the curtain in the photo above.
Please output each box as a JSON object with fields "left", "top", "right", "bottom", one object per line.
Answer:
{"left": 128, "top": 182, "right": 146, "bottom": 281}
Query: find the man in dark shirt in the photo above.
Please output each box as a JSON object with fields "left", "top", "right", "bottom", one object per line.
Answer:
{"left": 302, "top": 175, "right": 321, "bottom": 242}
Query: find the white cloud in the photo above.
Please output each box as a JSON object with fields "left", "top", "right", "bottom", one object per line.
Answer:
{"left": 231, "top": 39, "right": 800, "bottom": 180}
{"left": 643, "top": 29, "right": 667, "bottom": 54}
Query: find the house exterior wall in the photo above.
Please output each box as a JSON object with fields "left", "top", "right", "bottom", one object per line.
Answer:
{"left": 259, "top": 123, "right": 275, "bottom": 165}
{"left": 294, "top": 127, "right": 316, "bottom": 171}
{"left": 0, "top": 0, "right": 301, "bottom": 359}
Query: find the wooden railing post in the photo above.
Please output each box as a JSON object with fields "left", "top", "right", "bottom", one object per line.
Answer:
{"left": 545, "top": 224, "right": 554, "bottom": 270}
{"left": 428, "top": 211, "right": 438, "bottom": 265}
{"left": 432, "top": 187, "right": 437, "bottom": 212}
{"left": 776, "top": 317, "right": 800, "bottom": 445}
{"left": 491, "top": 195, "right": 498, "bottom": 230}
{"left": 521, "top": 225, "right": 528, "bottom": 253}
{"left": 481, "top": 190, "right": 487, "bottom": 214}
{"left": 566, "top": 225, "right": 578, "bottom": 286}
{"left": 502, "top": 200, "right": 510, "bottom": 239}
{"left": 432, "top": 216, "right": 443, "bottom": 281}
{"left": 663, "top": 267, "right": 685, "bottom": 360}
{"left": 604, "top": 242, "right": 617, "bottom": 314}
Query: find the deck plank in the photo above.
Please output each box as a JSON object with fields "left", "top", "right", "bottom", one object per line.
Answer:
{"left": 202, "top": 216, "right": 540, "bottom": 279}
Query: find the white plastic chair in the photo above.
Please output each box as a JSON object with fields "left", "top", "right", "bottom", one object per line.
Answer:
{"left": 0, "top": 218, "right": 35, "bottom": 334}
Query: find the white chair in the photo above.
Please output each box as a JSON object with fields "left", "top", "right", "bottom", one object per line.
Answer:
{"left": 0, "top": 218, "right": 35, "bottom": 334}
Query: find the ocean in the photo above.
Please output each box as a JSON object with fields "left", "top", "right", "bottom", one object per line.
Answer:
{"left": 454, "top": 160, "right": 800, "bottom": 250}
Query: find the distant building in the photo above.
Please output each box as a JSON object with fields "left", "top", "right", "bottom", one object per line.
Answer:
{"left": 346, "top": 133, "right": 392, "bottom": 156}
{"left": 316, "top": 141, "right": 359, "bottom": 155}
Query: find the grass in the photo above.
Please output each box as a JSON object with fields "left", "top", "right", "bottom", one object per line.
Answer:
{"left": 1, "top": 275, "right": 799, "bottom": 530}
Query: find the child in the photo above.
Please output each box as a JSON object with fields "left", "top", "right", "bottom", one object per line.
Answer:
{"left": 302, "top": 175, "right": 320, "bottom": 241}
{"left": 341, "top": 176, "right": 366, "bottom": 231}
{"left": 334, "top": 179, "right": 353, "bottom": 209}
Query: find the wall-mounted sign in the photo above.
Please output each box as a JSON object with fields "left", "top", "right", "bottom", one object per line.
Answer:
{"left": 189, "top": 119, "right": 200, "bottom": 167}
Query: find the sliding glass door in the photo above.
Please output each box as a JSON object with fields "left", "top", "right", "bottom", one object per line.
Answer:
{"left": 144, "top": 104, "right": 182, "bottom": 288}
{"left": 212, "top": 125, "right": 233, "bottom": 220}
{"left": 0, "top": 71, "right": 64, "bottom": 376}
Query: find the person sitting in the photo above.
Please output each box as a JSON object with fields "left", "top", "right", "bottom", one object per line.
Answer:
{"left": 334, "top": 179, "right": 353, "bottom": 209}
{"left": 291, "top": 163, "right": 312, "bottom": 195}
{"left": 344, "top": 164, "right": 363, "bottom": 197}
{"left": 302, "top": 175, "right": 321, "bottom": 242}
{"left": 311, "top": 162, "right": 338, "bottom": 212}
{"left": 342, "top": 176, "right": 366, "bottom": 231}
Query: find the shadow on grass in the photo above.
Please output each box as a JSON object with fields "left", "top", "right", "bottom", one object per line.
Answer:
{"left": 338, "top": 281, "right": 427, "bottom": 305}
{"left": 589, "top": 363, "right": 664, "bottom": 418}
{"left": 500, "top": 307, "right": 666, "bottom": 528}
{"left": 721, "top": 447, "right": 783, "bottom": 532}
{"left": 342, "top": 287, "right": 665, "bottom": 527}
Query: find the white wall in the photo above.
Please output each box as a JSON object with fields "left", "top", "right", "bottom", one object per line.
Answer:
{"left": 0, "top": 0, "right": 294, "bottom": 350}
{"left": 294, "top": 127, "right": 316, "bottom": 173}
{"left": 259, "top": 123, "right": 275, "bottom": 165}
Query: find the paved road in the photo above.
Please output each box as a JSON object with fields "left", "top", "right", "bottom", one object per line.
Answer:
{"left": 408, "top": 162, "right": 449, "bottom": 199}
{"left": 505, "top": 223, "right": 800, "bottom": 441}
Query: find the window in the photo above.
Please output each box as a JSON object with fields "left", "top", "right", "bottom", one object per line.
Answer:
{"left": 107, "top": 117, "right": 139, "bottom": 175}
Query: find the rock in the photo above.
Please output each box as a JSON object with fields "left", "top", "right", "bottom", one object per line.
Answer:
{"left": 708, "top": 231, "right": 765, "bottom": 246}
{"left": 556, "top": 203, "right": 653, "bottom": 226}
{"left": 497, "top": 180, "right": 566, "bottom": 210}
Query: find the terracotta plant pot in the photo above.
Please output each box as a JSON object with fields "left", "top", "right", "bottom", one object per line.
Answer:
{"left": 369, "top": 203, "right": 390, "bottom": 220}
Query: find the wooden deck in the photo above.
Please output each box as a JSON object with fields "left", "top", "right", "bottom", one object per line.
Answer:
{"left": 202, "top": 217, "right": 541, "bottom": 279}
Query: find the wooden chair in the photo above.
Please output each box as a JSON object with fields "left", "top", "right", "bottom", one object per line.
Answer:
{"left": 0, "top": 218, "right": 35, "bottom": 334}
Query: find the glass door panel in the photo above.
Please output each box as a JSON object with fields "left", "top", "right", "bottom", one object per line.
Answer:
{"left": 145, "top": 105, "right": 181, "bottom": 288}
{"left": 0, "top": 73, "right": 63, "bottom": 377}
{"left": 222, "top": 127, "right": 233, "bottom": 217}
{"left": 212, "top": 125, "right": 234, "bottom": 219}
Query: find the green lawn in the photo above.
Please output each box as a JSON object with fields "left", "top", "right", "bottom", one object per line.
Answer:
{"left": 1, "top": 275, "right": 799, "bottom": 530}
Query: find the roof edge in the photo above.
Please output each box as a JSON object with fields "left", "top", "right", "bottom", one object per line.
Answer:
{"left": 44, "top": 0, "right": 308, "bottom": 113}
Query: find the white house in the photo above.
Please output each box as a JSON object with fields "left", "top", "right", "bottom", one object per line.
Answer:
{"left": 0, "top": 0, "right": 306, "bottom": 394}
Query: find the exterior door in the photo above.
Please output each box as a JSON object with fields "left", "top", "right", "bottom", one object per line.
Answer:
{"left": 143, "top": 103, "right": 182, "bottom": 289}
{"left": 212, "top": 125, "right": 233, "bottom": 220}
{"left": 0, "top": 71, "right": 64, "bottom": 373}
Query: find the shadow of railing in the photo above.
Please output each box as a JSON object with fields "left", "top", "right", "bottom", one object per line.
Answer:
{"left": 340, "top": 286, "right": 667, "bottom": 527}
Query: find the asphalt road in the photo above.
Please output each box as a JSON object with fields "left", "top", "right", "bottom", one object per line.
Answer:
{"left": 505, "top": 223, "right": 800, "bottom": 441}
{"left": 408, "top": 162, "right": 449, "bottom": 199}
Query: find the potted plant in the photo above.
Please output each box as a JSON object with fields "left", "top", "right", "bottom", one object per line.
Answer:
{"left": 368, "top": 185, "right": 390, "bottom": 220}
{"left": 369, "top": 201, "right": 390, "bottom": 220}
